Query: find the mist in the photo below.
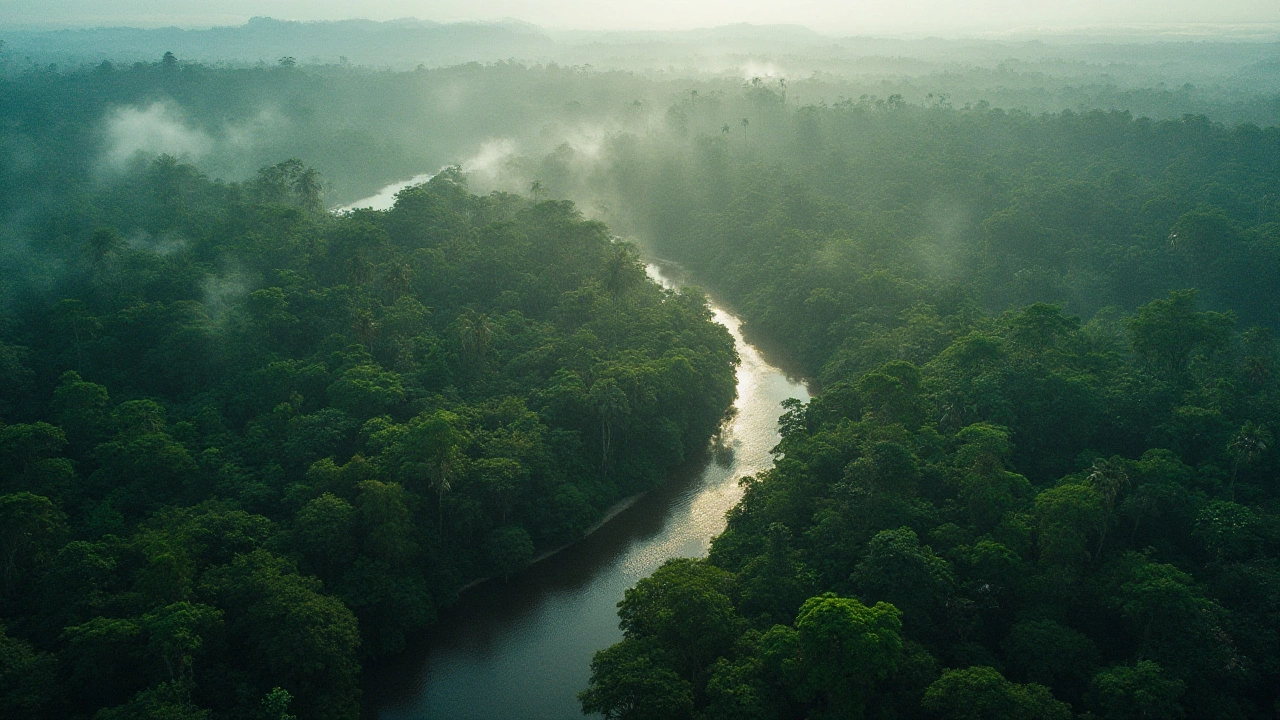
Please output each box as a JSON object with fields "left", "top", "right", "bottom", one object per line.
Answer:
{"left": 3, "top": 0, "right": 1277, "bottom": 36}
{"left": 103, "top": 102, "right": 211, "bottom": 167}
{"left": 1, "top": 5, "right": 1280, "bottom": 720}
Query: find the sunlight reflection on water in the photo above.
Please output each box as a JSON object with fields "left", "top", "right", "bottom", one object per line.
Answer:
{"left": 363, "top": 256, "right": 807, "bottom": 720}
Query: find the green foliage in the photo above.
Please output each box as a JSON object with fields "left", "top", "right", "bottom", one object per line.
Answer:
{"left": 94, "top": 681, "right": 212, "bottom": 720}
{"left": 0, "top": 151, "right": 736, "bottom": 718}
{"left": 484, "top": 525, "right": 534, "bottom": 580}
{"left": 922, "top": 666, "right": 1071, "bottom": 720}
{"left": 1087, "top": 661, "right": 1186, "bottom": 720}
{"left": 850, "top": 528, "right": 953, "bottom": 633}
{"left": 5, "top": 52, "right": 1280, "bottom": 720}
{"left": 579, "top": 638, "right": 694, "bottom": 720}
{"left": 1129, "top": 290, "right": 1234, "bottom": 379}
{"left": 586, "top": 84, "right": 1280, "bottom": 720}
{"left": 0, "top": 624, "right": 56, "bottom": 716}
{"left": 793, "top": 593, "right": 903, "bottom": 717}
{"left": 618, "top": 559, "right": 744, "bottom": 684}
{"left": 257, "top": 687, "right": 296, "bottom": 720}
{"left": 1000, "top": 619, "right": 1099, "bottom": 691}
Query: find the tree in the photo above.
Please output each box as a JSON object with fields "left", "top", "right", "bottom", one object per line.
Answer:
{"left": 0, "top": 493, "right": 65, "bottom": 597}
{"left": 1193, "top": 500, "right": 1259, "bottom": 561}
{"left": 850, "top": 527, "right": 954, "bottom": 631}
{"left": 201, "top": 550, "right": 361, "bottom": 720}
{"left": 0, "top": 624, "right": 56, "bottom": 717}
{"left": 456, "top": 310, "right": 494, "bottom": 365}
{"left": 1086, "top": 456, "right": 1129, "bottom": 556}
{"left": 1035, "top": 483, "right": 1105, "bottom": 574}
{"left": 794, "top": 593, "right": 903, "bottom": 717}
{"left": 61, "top": 616, "right": 145, "bottom": 710}
{"left": 1001, "top": 619, "right": 1099, "bottom": 690}
{"left": 1226, "top": 422, "right": 1270, "bottom": 500}
{"left": 51, "top": 371, "right": 111, "bottom": 449}
{"left": 334, "top": 555, "right": 433, "bottom": 657}
{"left": 0, "top": 341, "right": 34, "bottom": 420}
{"left": 580, "top": 638, "right": 694, "bottom": 720}
{"left": 0, "top": 423, "right": 67, "bottom": 478}
{"left": 258, "top": 687, "right": 296, "bottom": 720}
{"left": 1087, "top": 661, "right": 1185, "bottom": 720}
{"left": 140, "top": 602, "right": 222, "bottom": 683}
{"left": 618, "top": 558, "right": 743, "bottom": 685}
{"left": 953, "top": 424, "right": 1032, "bottom": 529}
{"left": 922, "top": 666, "right": 1071, "bottom": 720}
{"left": 1115, "top": 557, "right": 1231, "bottom": 674}
{"left": 702, "top": 649, "right": 771, "bottom": 720}
{"left": 326, "top": 365, "right": 405, "bottom": 418}
{"left": 590, "top": 377, "right": 630, "bottom": 474}
{"left": 844, "top": 440, "right": 920, "bottom": 499}
{"left": 353, "top": 481, "right": 417, "bottom": 566}
{"left": 856, "top": 362, "right": 925, "bottom": 427}
{"left": 95, "top": 681, "right": 211, "bottom": 720}
{"left": 1121, "top": 449, "right": 1195, "bottom": 548}
{"left": 484, "top": 525, "right": 534, "bottom": 580}
{"left": 384, "top": 410, "right": 465, "bottom": 530}
{"left": 1129, "top": 290, "right": 1233, "bottom": 379}
{"left": 291, "top": 493, "right": 355, "bottom": 579}
{"left": 473, "top": 457, "right": 525, "bottom": 524}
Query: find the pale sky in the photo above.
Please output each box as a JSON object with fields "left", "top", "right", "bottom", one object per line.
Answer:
{"left": 2, "top": 0, "right": 1278, "bottom": 34}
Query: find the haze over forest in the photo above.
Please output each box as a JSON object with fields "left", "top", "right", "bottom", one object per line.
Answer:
{"left": 0, "top": 3, "right": 1279, "bottom": 720}
{"left": 5, "top": 0, "right": 1277, "bottom": 34}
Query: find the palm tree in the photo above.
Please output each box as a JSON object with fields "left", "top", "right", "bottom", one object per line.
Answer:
{"left": 590, "top": 379, "right": 629, "bottom": 475}
{"left": 458, "top": 311, "right": 494, "bottom": 365}
{"left": 1087, "top": 456, "right": 1129, "bottom": 557}
{"left": 1228, "top": 422, "right": 1270, "bottom": 501}
{"left": 429, "top": 448, "right": 462, "bottom": 531}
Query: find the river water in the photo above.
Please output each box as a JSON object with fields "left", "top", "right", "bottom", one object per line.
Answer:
{"left": 347, "top": 179, "right": 809, "bottom": 720}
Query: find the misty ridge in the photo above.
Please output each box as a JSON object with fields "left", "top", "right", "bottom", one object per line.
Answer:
{"left": 2, "top": 18, "right": 1277, "bottom": 211}
{"left": 3, "top": 16, "right": 1279, "bottom": 92}
{"left": 1, "top": 19, "right": 1279, "bottom": 331}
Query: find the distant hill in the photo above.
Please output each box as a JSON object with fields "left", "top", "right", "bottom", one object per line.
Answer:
{"left": 1, "top": 15, "right": 1276, "bottom": 93}
{"left": 0, "top": 16, "right": 555, "bottom": 67}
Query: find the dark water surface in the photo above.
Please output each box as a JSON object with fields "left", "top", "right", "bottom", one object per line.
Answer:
{"left": 351, "top": 194, "right": 809, "bottom": 718}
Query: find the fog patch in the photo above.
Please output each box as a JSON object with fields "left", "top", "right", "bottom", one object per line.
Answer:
{"left": 556, "top": 124, "right": 613, "bottom": 161}
{"left": 202, "top": 272, "right": 250, "bottom": 321}
{"left": 463, "top": 138, "right": 518, "bottom": 181}
{"left": 126, "top": 229, "right": 187, "bottom": 256}
{"left": 741, "top": 61, "right": 784, "bottom": 80}
{"left": 222, "top": 109, "right": 286, "bottom": 150}
{"left": 104, "top": 103, "right": 211, "bottom": 167}
{"left": 0, "top": 209, "right": 61, "bottom": 308}
{"left": 918, "top": 198, "right": 972, "bottom": 278}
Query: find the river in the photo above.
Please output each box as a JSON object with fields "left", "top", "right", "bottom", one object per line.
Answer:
{"left": 345, "top": 179, "right": 810, "bottom": 720}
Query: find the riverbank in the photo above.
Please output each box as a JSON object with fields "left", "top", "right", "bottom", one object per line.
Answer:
{"left": 364, "top": 257, "right": 808, "bottom": 720}
{"left": 455, "top": 492, "right": 647, "bottom": 593}
{"left": 646, "top": 256, "right": 816, "bottom": 393}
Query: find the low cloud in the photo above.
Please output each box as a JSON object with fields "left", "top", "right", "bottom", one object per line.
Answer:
{"left": 462, "top": 138, "right": 518, "bottom": 179}
{"left": 202, "top": 271, "right": 250, "bottom": 320}
{"left": 103, "top": 102, "right": 211, "bottom": 167}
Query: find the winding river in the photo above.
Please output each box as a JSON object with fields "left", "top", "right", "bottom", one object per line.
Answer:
{"left": 344, "top": 181, "right": 809, "bottom": 719}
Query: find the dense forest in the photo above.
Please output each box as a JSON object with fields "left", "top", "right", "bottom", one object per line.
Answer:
{"left": 0, "top": 153, "right": 737, "bottom": 718}
{"left": 566, "top": 67, "right": 1280, "bottom": 720}
{"left": 2, "top": 40, "right": 1276, "bottom": 223}
{"left": 1, "top": 43, "right": 1279, "bottom": 720}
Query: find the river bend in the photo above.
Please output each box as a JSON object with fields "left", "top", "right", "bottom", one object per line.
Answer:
{"left": 347, "top": 181, "right": 809, "bottom": 719}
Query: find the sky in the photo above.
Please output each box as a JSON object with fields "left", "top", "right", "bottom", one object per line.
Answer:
{"left": 1, "top": 0, "right": 1278, "bottom": 35}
